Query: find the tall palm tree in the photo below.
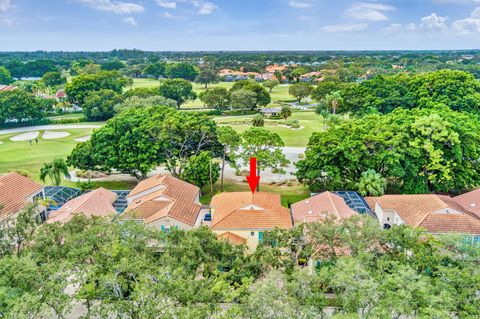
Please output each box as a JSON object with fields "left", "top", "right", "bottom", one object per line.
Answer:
{"left": 324, "top": 91, "right": 343, "bottom": 114}
{"left": 40, "top": 159, "right": 71, "bottom": 186}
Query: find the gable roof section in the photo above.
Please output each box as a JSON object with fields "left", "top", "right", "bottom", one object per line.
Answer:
{"left": 368, "top": 194, "right": 480, "bottom": 235}
{"left": 0, "top": 172, "right": 43, "bottom": 220}
{"left": 453, "top": 188, "right": 480, "bottom": 219}
{"left": 291, "top": 191, "right": 357, "bottom": 224}
{"left": 211, "top": 192, "right": 292, "bottom": 230}
{"left": 47, "top": 187, "right": 117, "bottom": 223}
{"left": 125, "top": 174, "right": 201, "bottom": 226}
{"left": 217, "top": 232, "right": 247, "bottom": 246}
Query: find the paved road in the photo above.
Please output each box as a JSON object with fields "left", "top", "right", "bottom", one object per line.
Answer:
{"left": 0, "top": 124, "right": 102, "bottom": 135}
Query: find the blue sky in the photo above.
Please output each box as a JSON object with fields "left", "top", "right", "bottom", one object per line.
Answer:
{"left": 1, "top": 0, "right": 480, "bottom": 50}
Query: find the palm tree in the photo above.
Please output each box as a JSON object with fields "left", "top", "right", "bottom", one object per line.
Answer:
{"left": 323, "top": 91, "right": 343, "bottom": 114}
{"left": 356, "top": 169, "right": 387, "bottom": 196}
{"left": 40, "top": 159, "right": 71, "bottom": 186}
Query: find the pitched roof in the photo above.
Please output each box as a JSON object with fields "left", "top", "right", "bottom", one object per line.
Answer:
{"left": 125, "top": 174, "right": 201, "bottom": 226}
{"left": 210, "top": 192, "right": 292, "bottom": 230}
{"left": 368, "top": 194, "right": 480, "bottom": 235}
{"left": 453, "top": 188, "right": 480, "bottom": 219}
{"left": 291, "top": 191, "right": 357, "bottom": 224}
{"left": 217, "top": 232, "right": 247, "bottom": 246}
{"left": 0, "top": 172, "right": 43, "bottom": 220}
{"left": 47, "top": 188, "right": 117, "bottom": 223}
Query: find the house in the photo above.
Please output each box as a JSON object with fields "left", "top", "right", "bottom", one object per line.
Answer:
{"left": 451, "top": 188, "right": 480, "bottom": 219}
{"left": 259, "top": 107, "right": 281, "bottom": 117}
{"left": 291, "top": 191, "right": 357, "bottom": 225}
{"left": 123, "top": 174, "right": 204, "bottom": 231}
{"left": 366, "top": 194, "right": 480, "bottom": 241}
{"left": 47, "top": 188, "right": 117, "bottom": 223}
{"left": 0, "top": 172, "right": 45, "bottom": 221}
{"left": 210, "top": 192, "right": 292, "bottom": 250}
{"left": 0, "top": 85, "right": 16, "bottom": 92}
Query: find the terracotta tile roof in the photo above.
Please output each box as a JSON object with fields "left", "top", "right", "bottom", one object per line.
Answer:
{"left": 217, "top": 232, "right": 247, "bottom": 246}
{"left": 368, "top": 194, "right": 480, "bottom": 235}
{"left": 291, "top": 192, "right": 357, "bottom": 224}
{"left": 125, "top": 174, "right": 201, "bottom": 226}
{"left": 47, "top": 188, "right": 117, "bottom": 223}
{"left": 453, "top": 188, "right": 480, "bottom": 219}
{"left": 0, "top": 172, "right": 43, "bottom": 220}
{"left": 210, "top": 192, "right": 292, "bottom": 230}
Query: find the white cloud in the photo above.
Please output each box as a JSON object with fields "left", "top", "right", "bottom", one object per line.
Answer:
{"left": 122, "top": 16, "right": 138, "bottom": 25}
{"left": 346, "top": 2, "right": 395, "bottom": 21}
{"left": 155, "top": 0, "right": 177, "bottom": 9}
{"left": 0, "top": 0, "right": 12, "bottom": 13}
{"left": 321, "top": 23, "right": 368, "bottom": 33}
{"left": 453, "top": 7, "right": 480, "bottom": 34}
{"left": 77, "top": 0, "right": 144, "bottom": 14}
{"left": 192, "top": 0, "right": 218, "bottom": 15}
{"left": 420, "top": 13, "right": 448, "bottom": 31}
{"left": 160, "top": 11, "right": 184, "bottom": 19}
{"left": 288, "top": 1, "right": 311, "bottom": 8}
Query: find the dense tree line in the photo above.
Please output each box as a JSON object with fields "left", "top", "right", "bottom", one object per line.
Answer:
{"left": 296, "top": 106, "right": 480, "bottom": 194}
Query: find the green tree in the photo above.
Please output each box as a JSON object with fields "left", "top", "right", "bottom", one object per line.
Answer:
{"left": 230, "top": 80, "right": 271, "bottom": 110}
{"left": 101, "top": 60, "right": 126, "bottom": 71}
{"left": 311, "top": 77, "right": 344, "bottom": 101}
{"left": 0, "top": 66, "right": 14, "bottom": 85}
{"left": 159, "top": 78, "right": 197, "bottom": 109}
{"left": 114, "top": 95, "right": 176, "bottom": 113}
{"left": 199, "top": 87, "right": 230, "bottom": 110}
{"left": 252, "top": 114, "right": 264, "bottom": 127}
{"left": 165, "top": 63, "right": 198, "bottom": 81}
{"left": 181, "top": 151, "right": 220, "bottom": 191}
{"left": 143, "top": 62, "right": 166, "bottom": 78}
{"left": 195, "top": 67, "right": 219, "bottom": 88}
{"left": 0, "top": 90, "right": 44, "bottom": 124}
{"left": 280, "top": 105, "right": 292, "bottom": 120}
{"left": 230, "top": 88, "right": 257, "bottom": 112}
{"left": 356, "top": 169, "right": 387, "bottom": 196}
{"left": 217, "top": 126, "right": 241, "bottom": 191}
{"left": 83, "top": 89, "right": 123, "bottom": 121}
{"left": 323, "top": 91, "right": 343, "bottom": 114}
{"left": 65, "top": 71, "right": 129, "bottom": 105}
{"left": 41, "top": 71, "right": 66, "bottom": 87}
{"left": 39, "top": 159, "right": 71, "bottom": 186}
{"left": 123, "top": 87, "right": 161, "bottom": 99}
{"left": 241, "top": 128, "right": 289, "bottom": 190}
{"left": 262, "top": 79, "right": 280, "bottom": 93}
{"left": 288, "top": 83, "right": 312, "bottom": 103}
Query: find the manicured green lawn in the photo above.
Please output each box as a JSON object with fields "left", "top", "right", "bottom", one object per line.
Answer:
{"left": 215, "top": 111, "right": 325, "bottom": 147}
{"left": 0, "top": 127, "right": 136, "bottom": 190}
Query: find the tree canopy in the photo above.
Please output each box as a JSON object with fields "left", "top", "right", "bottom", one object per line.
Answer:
{"left": 296, "top": 106, "right": 480, "bottom": 193}
{"left": 159, "top": 78, "right": 197, "bottom": 109}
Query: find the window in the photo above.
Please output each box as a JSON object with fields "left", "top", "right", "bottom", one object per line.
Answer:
{"left": 250, "top": 231, "right": 255, "bottom": 236}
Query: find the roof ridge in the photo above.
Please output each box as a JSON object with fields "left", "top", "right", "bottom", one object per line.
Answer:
{"left": 326, "top": 192, "right": 339, "bottom": 216}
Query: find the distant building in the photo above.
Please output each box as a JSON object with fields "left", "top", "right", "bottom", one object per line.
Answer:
{"left": 0, "top": 172, "right": 45, "bottom": 221}
{"left": 259, "top": 107, "right": 281, "bottom": 117}
{"left": 123, "top": 174, "right": 205, "bottom": 231}
{"left": 210, "top": 192, "right": 292, "bottom": 250}
{"left": 47, "top": 187, "right": 117, "bottom": 223}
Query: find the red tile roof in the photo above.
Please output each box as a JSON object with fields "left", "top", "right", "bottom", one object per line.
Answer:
{"left": 210, "top": 192, "right": 292, "bottom": 230}
{"left": 125, "top": 174, "right": 201, "bottom": 226}
{"left": 453, "top": 188, "right": 480, "bottom": 219}
{"left": 291, "top": 192, "right": 356, "bottom": 224}
{"left": 0, "top": 172, "right": 43, "bottom": 220}
{"left": 217, "top": 232, "right": 247, "bottom": 245}
{"left": 47, "top": 188, "right": 117, "bottom": 223}
{"left": 368, "top": 194, "right": 480, "bottom": 235}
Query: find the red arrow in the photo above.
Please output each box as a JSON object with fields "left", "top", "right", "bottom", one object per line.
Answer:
{"left": 246, "top": 157, "right": 260, "bottom": 193}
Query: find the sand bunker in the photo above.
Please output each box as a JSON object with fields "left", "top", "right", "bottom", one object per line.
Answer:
{"left": 10, "top": 131, "right": 39, "bottom": 141}
{"left": 74, "top": 135, "right": 91, "bottom": 142}
{"left": 42, "top": 131, "right": 70, "bottom": 139}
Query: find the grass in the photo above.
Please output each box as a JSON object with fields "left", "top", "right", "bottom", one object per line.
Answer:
{"left": 131, "top": 79, "right": 296, "bottom": 109}
{"left": 215, "top": 111, "right": 325, "bottom": 147}
{"left": 0, "top": 127, "right": 135, "bottom": 190}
